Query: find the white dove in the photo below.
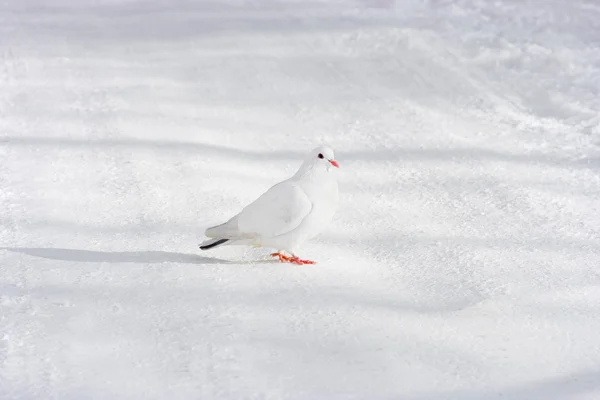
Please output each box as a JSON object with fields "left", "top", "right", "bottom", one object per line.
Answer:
{"left": 199, "top": 145, "right": 339, "bottom": 265}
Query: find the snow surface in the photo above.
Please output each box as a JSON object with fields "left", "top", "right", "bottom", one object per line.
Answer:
{"left": 1, "top": 0, "right": 600, "bottom": 399}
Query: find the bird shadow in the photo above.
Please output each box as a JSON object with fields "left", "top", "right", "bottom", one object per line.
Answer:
{"left": 3, "top": 247, "right": 276, "bottom": 265}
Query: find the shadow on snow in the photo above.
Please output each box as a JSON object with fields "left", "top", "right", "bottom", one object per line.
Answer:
{"left": 3, "top": 247, "right": 270, "bottom": 265}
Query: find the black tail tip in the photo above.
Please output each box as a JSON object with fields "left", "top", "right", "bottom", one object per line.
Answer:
{"left": 199, "top": 238, "right": 229, "bottom": 250}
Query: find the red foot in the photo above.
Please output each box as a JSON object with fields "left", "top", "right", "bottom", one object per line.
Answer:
{"left": 289, "top": 257, "right": 317, "bottom": 265}
{"left": 270, "top": 252, "right": 316, "bottom": 265}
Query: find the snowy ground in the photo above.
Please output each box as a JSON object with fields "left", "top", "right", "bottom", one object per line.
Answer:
{"left": 1, "top": 0, "right": 600, "bottom": 399}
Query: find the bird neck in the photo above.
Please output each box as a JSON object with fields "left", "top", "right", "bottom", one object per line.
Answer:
{"left": 293, "top": 161, "right": 328, "bottom": 181}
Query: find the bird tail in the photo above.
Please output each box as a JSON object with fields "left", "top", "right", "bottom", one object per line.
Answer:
{"left": 205, "top": 217, "right": 241, "bottom": 239}
{"left": 199, "top": 238, "right": 230, "bottom": 250}
{"left": 201, "top": 216, "right": 256, "bottom": 250}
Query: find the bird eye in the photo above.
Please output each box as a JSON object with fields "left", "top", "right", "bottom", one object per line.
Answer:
{"left": 318, "top": 153, "right": 324, "bottom": 159}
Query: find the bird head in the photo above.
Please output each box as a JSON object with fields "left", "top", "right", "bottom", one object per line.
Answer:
{"left": 311, "top": 145, "right": 339, "bottom": 170}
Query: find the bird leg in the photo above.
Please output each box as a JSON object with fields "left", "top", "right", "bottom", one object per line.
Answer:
{"left": 270, "top": 252, "right": 292, "bottom": 262}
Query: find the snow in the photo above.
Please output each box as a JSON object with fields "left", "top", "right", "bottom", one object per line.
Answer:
{"left": 1, "top": 0, "right": 600, "bottom": 398}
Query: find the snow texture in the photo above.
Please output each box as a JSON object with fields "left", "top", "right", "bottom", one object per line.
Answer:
{"left": 1, "top": 0, "right": 600, "bottom": 399}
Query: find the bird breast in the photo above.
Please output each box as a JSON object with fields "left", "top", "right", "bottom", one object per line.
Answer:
{"left": 303, "top": 178, "right": 339, "bottom": 224}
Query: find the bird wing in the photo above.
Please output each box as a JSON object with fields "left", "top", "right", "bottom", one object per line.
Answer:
{"left": 236, "top": 181, "right": 312, "bottom": 239}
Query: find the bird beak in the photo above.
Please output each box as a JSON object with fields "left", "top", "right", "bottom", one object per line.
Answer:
{"left": 329, "top": 160, "right": 339, "bottom": 168}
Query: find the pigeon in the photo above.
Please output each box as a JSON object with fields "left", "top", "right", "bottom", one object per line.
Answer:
{"left": 199, "top": 145, "right": 340, "bottom": 265}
